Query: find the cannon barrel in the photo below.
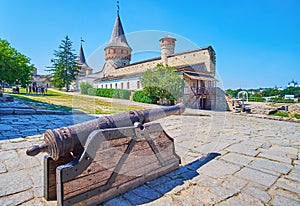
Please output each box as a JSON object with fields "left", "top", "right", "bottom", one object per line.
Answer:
{"left": 26, "top": 103, "right": 185, "bottom": 160}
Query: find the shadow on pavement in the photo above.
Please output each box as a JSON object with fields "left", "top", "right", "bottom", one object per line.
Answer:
{"left": 104, "top": 153, "right": 221, "bottom": 206}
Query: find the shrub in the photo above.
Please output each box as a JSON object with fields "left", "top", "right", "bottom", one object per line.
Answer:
{"left": 94, "top": 88, "right": 131, "bottom": 100}
{"left": 294, "top": 114, "right": 300, "bottom": 119}
{"left": 248, "top": 94, "right": 264, "bottom": 102}
{"left": 87, "top": 88, "right": 97, "bottom": 96}
{"left": 269, "top": 111, "right": 289, "bottom": 118}
{"left": 113, "top": 89, "right": 131, "bottom": 100}
{"left": 80, "top": 82, "right": 92, "bottom": 94}
{"left": 133, "top": 90, "right": 158, "bottom": 104}
{"left": 96, "top": 88, "right": 114, "bottom": 98}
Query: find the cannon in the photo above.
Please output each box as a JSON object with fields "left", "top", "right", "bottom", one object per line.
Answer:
{"left": 27, "top": 103, "right": 185, "bottom": 160}
{"left": 26, "top": 104, "right": 185, "bottom": 206}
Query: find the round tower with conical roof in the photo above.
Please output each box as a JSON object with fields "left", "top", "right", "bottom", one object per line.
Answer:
{"left": 104, "top": 9, "right": 132, "bottom": 68}
{"left": 160, "top": 35, "right": 176, "bottom": 65}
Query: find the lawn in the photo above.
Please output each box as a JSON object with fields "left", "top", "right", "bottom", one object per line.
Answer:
{"left": 11, "top": 89, "right": 145, "bottom": 114}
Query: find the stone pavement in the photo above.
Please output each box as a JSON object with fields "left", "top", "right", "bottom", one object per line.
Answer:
{"left": 0, "top": 108, "right": 300, "bottom": 205}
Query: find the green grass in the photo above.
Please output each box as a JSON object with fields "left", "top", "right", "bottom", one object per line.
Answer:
{"left": 11, "top": 89, "right": 145, "bottom": 114}
{"left": 269, "top": 111, "right": 290, "bottom": 118}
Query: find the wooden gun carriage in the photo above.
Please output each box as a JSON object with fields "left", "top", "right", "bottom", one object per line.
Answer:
{"left": 27, "top": 104, "right": 184, "bottom": 206}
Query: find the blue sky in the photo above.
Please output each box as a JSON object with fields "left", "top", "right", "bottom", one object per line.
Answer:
{"left": 1, "top": 0, "right": 299, "bottom": 89}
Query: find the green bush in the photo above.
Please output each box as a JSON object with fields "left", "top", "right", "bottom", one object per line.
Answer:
{"left": 269, "top": 111, "right": 289, "bottom": 118}
{"left": 80, "top": 82, "right": 92, "bottom": 94}
{"left": 87, "top": 88, "right": 97, "bottom": 96}
{"left": 294, "top": 114, "right": 300, "bottom": 119}
{"left": 133, "top": 90, "right": 158, "bottom": 104}
{"left": 94, "top": 88, "right": 131, "bottom": 100}
{"left": 96, "top": 88, "right": 114, "bottom": 98}
{"left": 113, "top": 89, "right": 131, "bottom": 100}
{"left": 248, "top": 95, "right": 265, "bottom": 102}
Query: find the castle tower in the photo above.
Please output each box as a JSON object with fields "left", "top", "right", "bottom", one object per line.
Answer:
{"left": 104, "top": 8, "right": 132, "bottom": 68}
{"left": 160, "top": 35, "right": 176, "bottom": 65}
{"left": 77, "top": 42, "right": 93, "bottom": 76}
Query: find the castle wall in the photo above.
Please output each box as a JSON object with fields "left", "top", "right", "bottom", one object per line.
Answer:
{"left": 104, "top": 48, "right": 214, "bottom": 77}
{"left": 168, "top": 49, "right": 215, "bottom": 75}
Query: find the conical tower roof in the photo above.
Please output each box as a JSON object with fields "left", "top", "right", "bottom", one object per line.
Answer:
{"left": 105, "top": 13, "right": 131, "bottom": 49}
{"left": 78, "top": 45, "right": 88, "bottom": 66}
{"left": 77, "top": 44, "right": 93, "bottom": 75}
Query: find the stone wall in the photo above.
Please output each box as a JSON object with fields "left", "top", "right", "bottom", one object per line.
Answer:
{"left": 103, "top": 47, "right": 215, "bottom": 77}
{"left": 214, "top": 87, "right": 230, "bottom": 111}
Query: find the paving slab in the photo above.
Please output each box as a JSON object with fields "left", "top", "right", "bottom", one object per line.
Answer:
{"left": 0, "top": 170, "right": 32, "bottom": 197}
{"left": 250, "top": 158, "right": 293, "bottom": 174}
{"left": 0, "top": 190, "right": 34, "bottom": 206}
{"left": 198, "top": 159, "right": 241, "bottom": 179}
{"left": 235, "top": 167, "right": 280, "bottom": 187}
{"left": 243, "top": 187, "right": 271, "bottom": 203}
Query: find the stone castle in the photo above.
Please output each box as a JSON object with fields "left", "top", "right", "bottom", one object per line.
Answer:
{"left": 76, "top": 8, "right": 222, "bottom": 110}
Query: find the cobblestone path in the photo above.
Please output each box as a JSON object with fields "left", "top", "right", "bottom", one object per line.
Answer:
{"left": 0, "top": 109, "right": 299, "bottom": 205}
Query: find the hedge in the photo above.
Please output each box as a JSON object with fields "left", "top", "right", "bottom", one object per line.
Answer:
{"left": 113, "top": 89, "right": 131, "bottom": 100}
{"left": 89, "top": 88, "right": 131, "bottom": 100}
{"left": 133, "top": 90, "right": 158, "bottom": 104}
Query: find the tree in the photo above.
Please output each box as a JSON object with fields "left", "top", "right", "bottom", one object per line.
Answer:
{"left": 141, "top": 64, "right": 185, "bottom": 104}
{"left": 226, "top": 88, "right": 242, "bottom": 98}
{"left": 48, "top": 36, "right": 80, "bottom": 90}
{"left": 0, "top": 39, "right": 35, "bottom": 87}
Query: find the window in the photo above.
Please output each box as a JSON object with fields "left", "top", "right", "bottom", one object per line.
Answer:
{"left": 108, "top": 50, "right": 110, "bottom": 54}
{"left": 105, "top": 84, "right": 107, "bottom": 88}
{"left": 101, "top": 85, "right": 103, "bottom": 88}
{"left": 110, "top": 84, "right": 112, "bottom": 88}
{"left": 115, "top": 83, "right": 117, "bottom": 88}
{"left": 114, "top": 49, "right": 116, "bottom": 53}
{"left": 121, "top": 49, "right": 123, "bottom": 54}
{"left": 127, "top": 82, "right": 130, "bottom": 89}
{"left": 137, "top": 81, "right": 140, "bottom": 89}
{"left": 121, "top": 82, "right": 124, "bottom": 89}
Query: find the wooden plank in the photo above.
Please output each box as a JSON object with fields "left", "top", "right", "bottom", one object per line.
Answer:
{"left": 62, "top": 154, "right": 177, "bottom": 201}
{"left": 62, "top": 146, "right": 165, "bottom": 198}
{"left": 61, "top": 134, "right": 174, "bottom": 192}
{"left": 66, "top": 160, "right": 179, "bottom": 206}
{"left": 44, "top": 154, "right": 75, "bottom": 201}
{"left": 73, "top": 134, "right": 173, "bottom": 180}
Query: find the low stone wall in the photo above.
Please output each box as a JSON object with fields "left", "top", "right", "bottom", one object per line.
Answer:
{"left": 249, "top": 102, "right": 300, "bottom": 115}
